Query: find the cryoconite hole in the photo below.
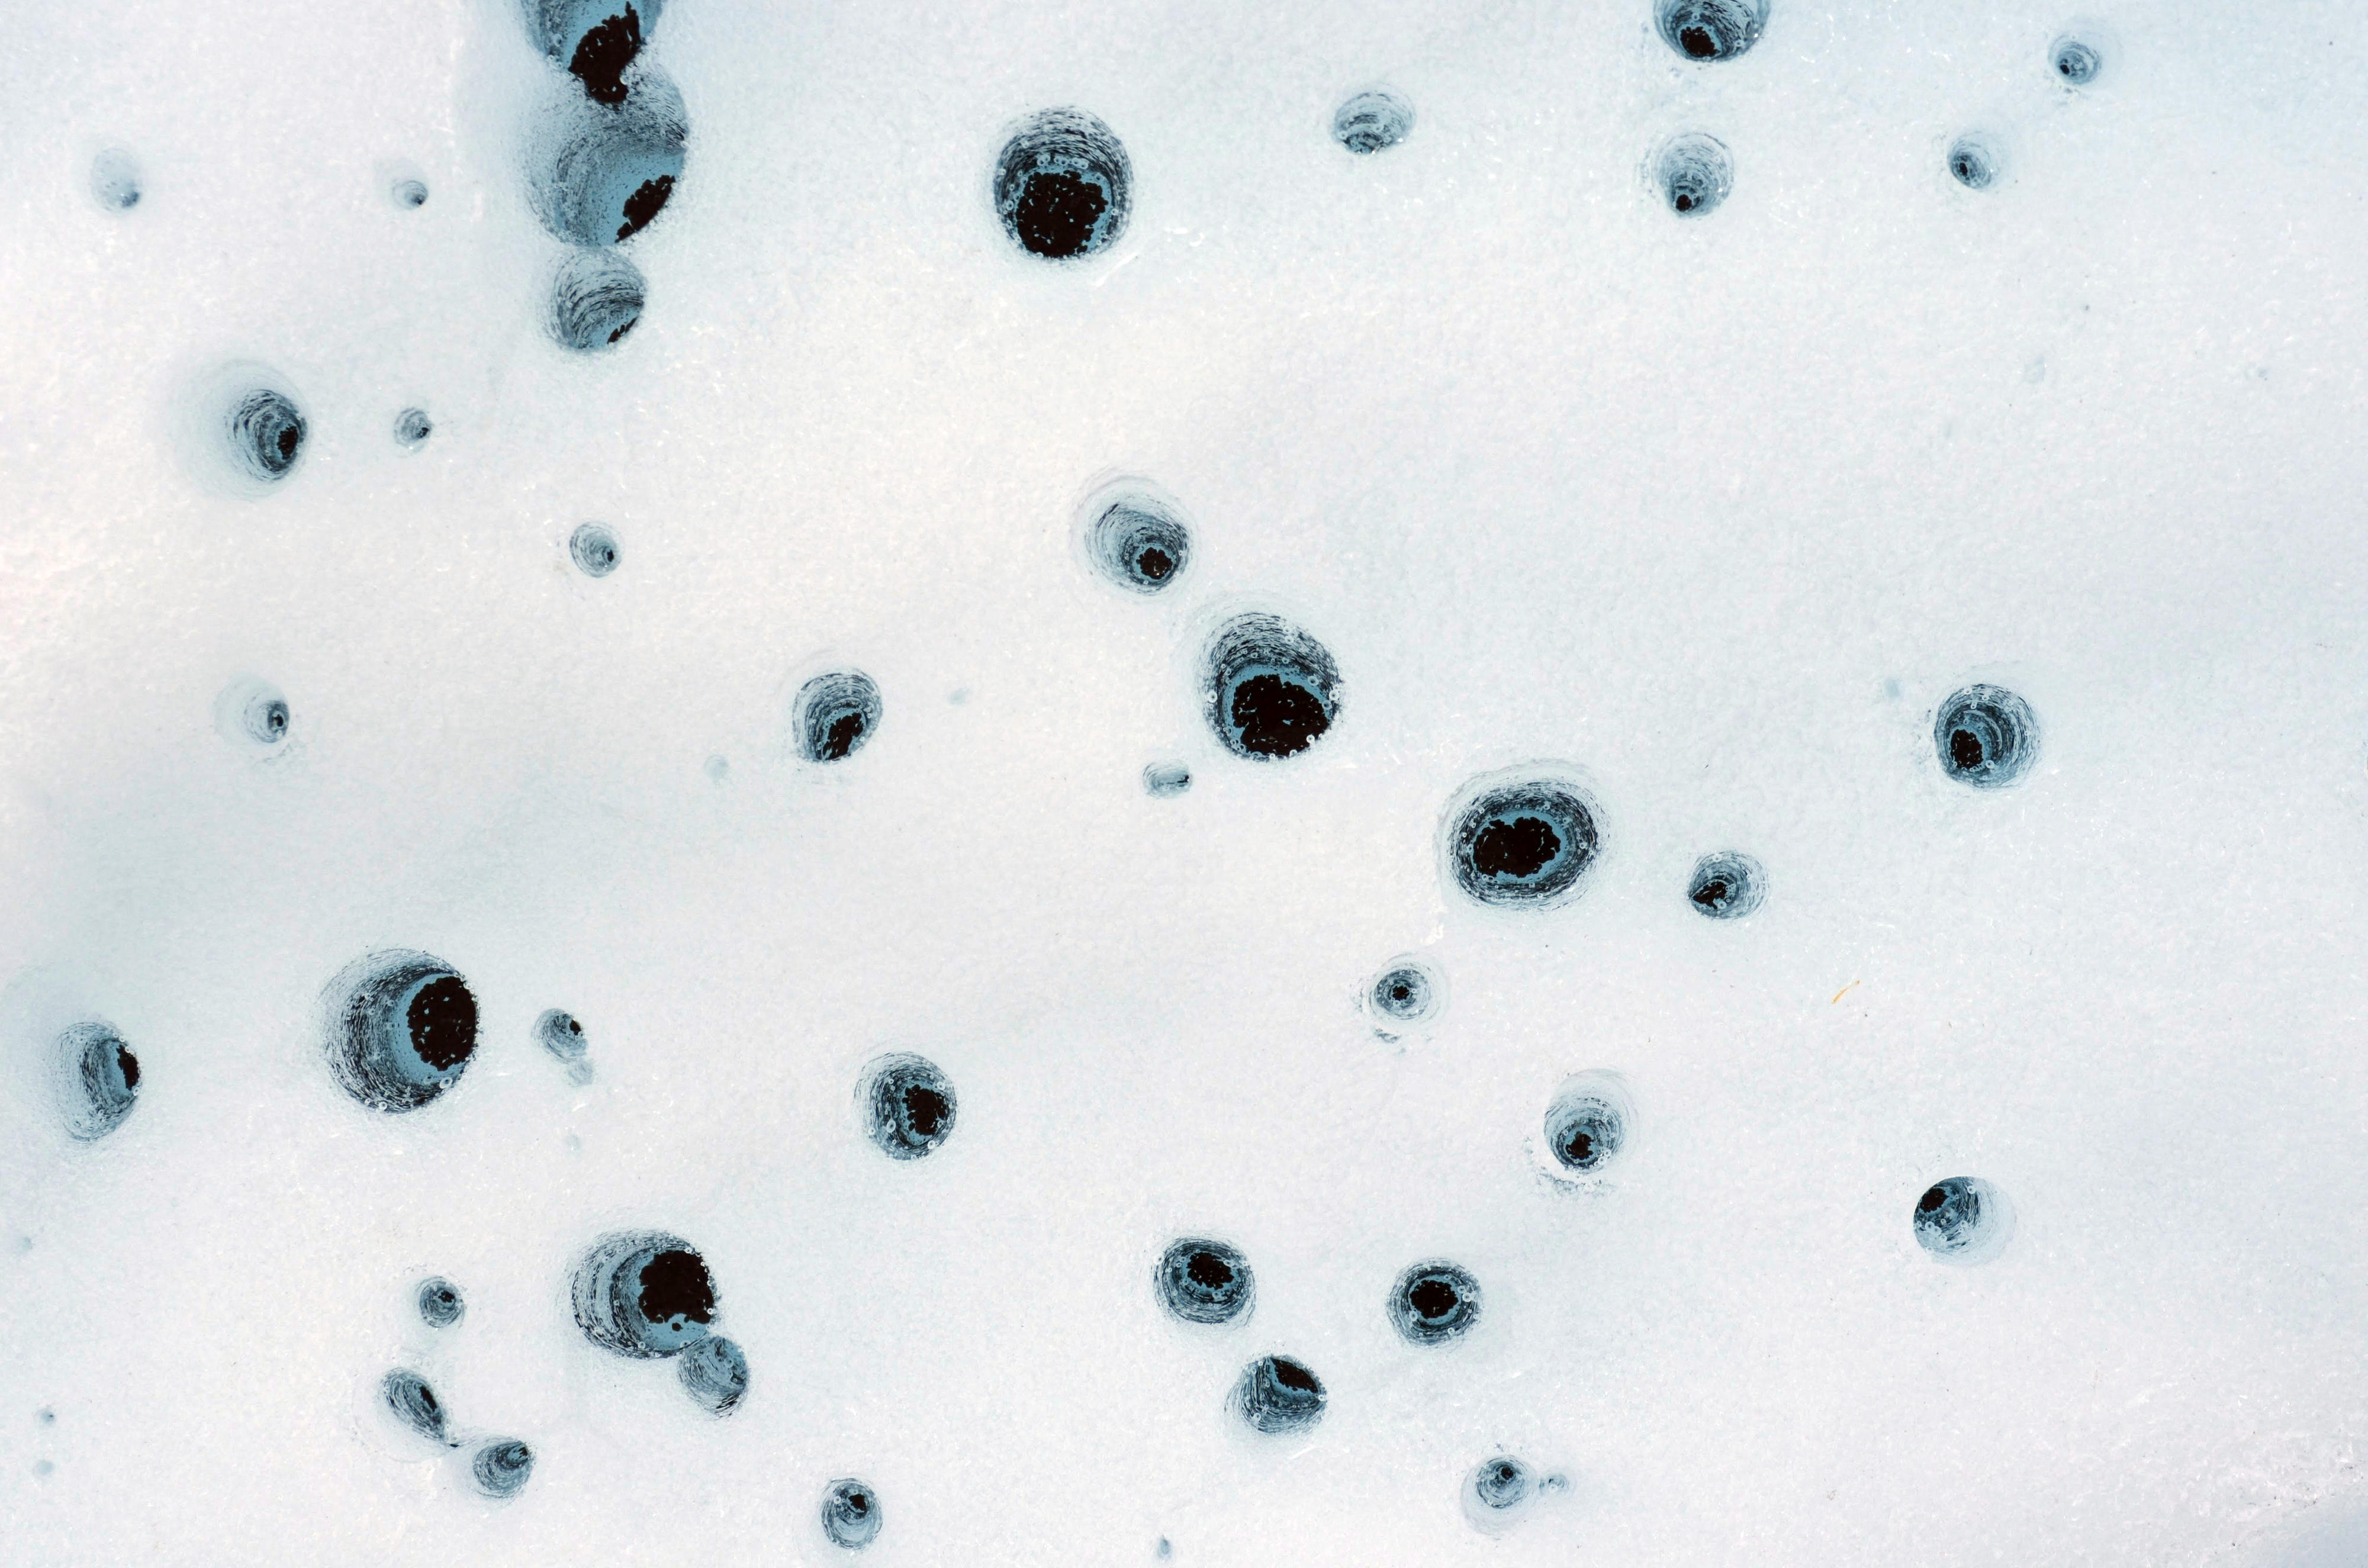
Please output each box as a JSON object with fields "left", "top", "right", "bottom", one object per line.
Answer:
{"left": 1948, "top": 134, "right": 2001, "bottom": 190}
{"left": 1540, "top": 1073, "right": 1633, "bottom": 1179}
{"left": 1913, "top": 1177, "right": 2014, "bottom": 1264}
{"left": 60, "top": 1022, "right": 139, "bottom": 1141}
{"left": 677, "top": 1334, "right": 748, "bottom": 1415}
{"left": 391, "top": 177, "right": 429, "bottom": 209}
{"left": 1143, "top": 761, "right": 1192, "bottom": 797}
{"left": 2051, "top": 33, "right": 2105, "bottom": 85}
{"left": 394, "top": 408, "right": 432, "bottom": 448}
{"left": 794, "top": 671, "right": 883, "bottom": 764}
{"left": 572, "top": 1231, "right": 718, "bottom": 1357}
{"left": 1234, "top": 1354, "right": 1326, "bottom": 1435}
{"left": 224, "top": 387, "right": 307, "bottom": 485}
{"left": 535, "top": 1009, "right": 588, "bottom": 1063}
{"left": 1652, "top": 133, "right": 1733, "bottom": 217}
{"left": 1933, "top": 684, "right": 2038, "bottom": 788}
{"left": 381, "top": 1370, "right": 448, "bottom": 1443}
{"left": 1443, "top": 771, "right": 1602, "bottom": 910}
{"left": 567, "top": 6, "right": 646, "bottom": 104}
{"left": 570, "top": 522, "right": 622, "bottom": 578}
{"left": 1389, "top": 1261, "right": 1482, "bottom": 1345}
{"left": 1201, "top": 613, "right": 1342, "bottom": 761}
{"left": 215, "top": 677, "right": 291, "bottom": 750}
{"left": 821, "top": 1477, "right": 883, "bottom": 1550}
{"left": 1464, "top": 1455, "right": 1542, "bottom": 1532}
{"left": 90, "top": 149, "right": 141, "bottom": 211}
{"left": 548, "top": 247, "right": 646, "bottom": 352}
{"left": 1687, "top": 851, "right": 1765, "bottom": 919}
{"left": 416, "top": 1277, "right": 465, "bottom": 1329}
{"left": 530, "top": 68, "right": 685, "bottom": 245}
{"left": 861, "top": 1053, "right": 957, "bottom": 1159}
{"left": 1333, "top": 89, "right": 1414, "bottom": 154}
{"left": 1154, "top": 1238, "right": 1256, "bottom": 1325}
{"left": 1657, "top": 0, "right": 1768, "bottom": 62}
{"left": 1366, "top": 956, "right": 1443, "bottom": 1034}
{"left": 322, "top": 951, "right": 478, "bottom": 1113}
{"left": 473, "top": 1440, "right": 534, "bottom": 1498}
{"left": 1085, "top": 493, "right": 1192, "bottom": 594}
{"left": 993, "top": 109, "right": 1131, "bottom": 260}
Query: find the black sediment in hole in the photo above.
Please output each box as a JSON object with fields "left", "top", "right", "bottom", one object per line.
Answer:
{"left": 993, "top": 109, "right": 1131, "bottom": 260}
{"left": 1154, "top": 1238, "right": 1255, "bottom": 1325}
{"left": 1933, "top": 683, "right": 2036, "bottom": 787}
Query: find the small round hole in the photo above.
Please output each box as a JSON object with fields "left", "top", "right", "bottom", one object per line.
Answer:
{"left": 1947, "top": 133, "right": 2002, "bottom": 191}
{"left": 1686, "top": 851, "right": 1765, "bottom": 919}
{"left": 859, "top": 1053, "right": 957, "bottom": 1160}
{"left": 1912, "top": 1176, "right": 2014, "bottom": 1264}
{"left": 1650, "top": 132, "right": 1733, "bottom": 218}
{"left": 394, "top": 408, "right": 433, "bottom": 448}
{"left": 90, "top": 149, "right": 141, "bottom": 211}
{"left": 472, "top": 1439, "right": 535, "bottom": 1499}
{"left": 416, "top": 1277, "right": 465, "bottom": 1329}
{"left": 1154, "top": 1238, "right": 1255, "bottom": 1326}
{"left": 1933, "top": 684, "right": 2038, "bottom": 788}
{"left": 1365, "top": 955, "right": 1444, "bottom": 1036}
{"left": 1388, "top": 1260, "right": 1482, "bottom": 1345}
{"left": 1537, "top": 1071, "right": 1636, "bottom": 1183}
{"left": 1656, "top": 0, "right": 1769, "bottom": 62}
{"left": 1332, "top": 89, "right": 1415, "bottom": 154}
{"left": 675, "top": 1334, "right": 749, "bottom": 1416}
{"left": 821, "top": 1477, "right": 883, "bottom": 1550}
{"left": 569, "top": 522, "right": 622, "bottom": 578}
{"left": 792, "top": 671, "right": 883, "bottom": 764}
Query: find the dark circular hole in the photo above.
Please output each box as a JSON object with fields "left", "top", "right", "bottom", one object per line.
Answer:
{"left": 394, "top": 408, "right": 432, "bottom": 447}
{"left": 381, "top": 1369, "right": 448, "bottom": 1442}
{"left": 1366, "top": 959, "right": 1441, "bottom": 1031}
{"left": 1933, "top": 684, "right": 2036, "bottom": 788}
{"left": 1687, "top": 851, "right": 1765, "bottom": 919}
{"left": 1156, "top": 1237, "right": 1255, "bottom": 1325}
{"left": 993, "top": 109, "right": 1131, "bottom": 261}
{"left": 1911, "top": 1176, "right": 2010, "bottom": 1263}
{"left": 1389, "top": 1261, "right": 1482, "bottom": 1345}
{"left": 1234, "top": 1354, "right": 1327, "bottom": 1434}
{"left": 1542, "top": 1077, "right": 1630, "bottom": 1177}
{"left": 392, "top": 177, "right": 429, "bottom": 209}
{"left": 226, "top": 388, "right": 307, "bottom": 484}
{"left": 536, "top": 1008, "right": 590, "bottom": 1062}
{"left": 572, "top": 1231, "right": 719, "bottom": 1357}
{"left": 1202, "top": 613, "right": 1342, "bottom": 762}
{"left": 821, "top": 1477, "right": 884, "bottom": 1550}
{"left": 637, "top": 1248, "right": 717, "bottom": 1329}
{"left": 2051, "top": 36, "right": 2103, "bottom": 85}
{"left": 1946, "top": 134, "right": 2000, "bottom": 190}
{"left": 1444, "top": 774, "right": 1601, "bottom": 910}
{"left": 1332, "top": 89, "right": 1414, "bottom": 154}
{"left": 1469, "top": 1454, "right": 1535, "bottom": 1513}
{"left": 570, "top": 521, "right": 622, "bottom": 577}
{"left": 324, "top": 952, "right": 478, "bottom": 1113}
{"left": 1656, "top": 0, "right": 1768, "bottom": 62}
{"left": 417, "top": 1276, "right": 466, "bottom": 1329}
{"left": 862, "top": 1054, "right": 957, "bottom": 1160}
{"left": 1653, "top": 132, "right": 1733, "bottom": 218}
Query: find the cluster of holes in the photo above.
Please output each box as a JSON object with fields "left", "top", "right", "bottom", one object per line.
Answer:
{"left": 386, "top": 1284, "right": 530, "bottom": 1496}
{"left": 1333, "top": 89, "right": 1414, "bottom": 154}
{"left": 1201, "top": 613, "right": 1341, "bottom": 762}
{"left": 860, "top": 1052, "right": 956, "bottom": 1159}
{"left": 571, "top": 1233, "right": 747, "bottom": 1415}
{"left": 993, "top": 110, "right": 1132, "bottom": 260}
{"left": 794, "top": 671, "right": 884, "bottom": 764}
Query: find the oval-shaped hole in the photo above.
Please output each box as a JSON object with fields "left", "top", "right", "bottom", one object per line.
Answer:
{"left": 1656, "top": 0, "right": 1768, "bottom": 62}
{"left": 59, "top": 1022, "right": 139, "bottom": 1141}
{"left": 1333, "top": 89, "right": 1414, "bottom": 154}
{"left": 548, "top": 247, "right": 646, "bottom": 352}
{"left": 858, "top": 1052, "right": 956, "bottom": 1160}
{"left": 1441, "top": 768, "right": 1603, "bottom": 911}
{"left": 793, "top": 671, "right": 883, "bottom": 764}
{"left": 1912, "top": 1176, "right": 2014, "bottom": 1264}
{"left": 1201, "top": 613, "right": 1342, "bottom": 762}
{"left": 676, "top": 1333, "right": 748, "bottom": 1415}
{"left": 529, "top": 69, "right": 686, "bottom": 246}
{"left": 471, "top": 1438, "right": 535, "bottom": 1498}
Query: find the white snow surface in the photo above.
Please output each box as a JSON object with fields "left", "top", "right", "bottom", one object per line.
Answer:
{"left": 4, "top": 0, "right": 2368, "bottom": 1563}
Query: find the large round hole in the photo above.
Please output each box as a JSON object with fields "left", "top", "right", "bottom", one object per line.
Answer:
{"left": 1686, "top": 851, "right": 1765, "bottom": 919}
{"left": 1233, "top": 1354, "right": 1327, "bottom": 1435}
{"left": 1201, "top": 613, "right": 1342, "bottom": 762}
{"left": 1154, "top": 1237, "right": 1256, "bottom": 1326}
{"left": 528, "top": 68, "right": 686, "bottom": 246}
{"left": 322, "top": 952, "right": 478, "bottom": 1113}
{"left": 993, "top": 109, "right": 1131, "bottom": 261}
{"left": 1388, "top": 1260, "right": 1483, "bottom": 1346}
{"left": 860, "top": 1052, "right": 957, "bottom": 1160}
{"left": 1933, "top": 684, "right": 2038, "bottom": 788}
{"left": 571, "top": 1230, "right": 719, "bottom": 1358}
{"left": 1442, "top": 768, "right": 1603, "bottom": 910}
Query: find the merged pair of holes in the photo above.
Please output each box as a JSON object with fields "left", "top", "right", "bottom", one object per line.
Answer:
{"left": 379, "top": 1370, "right": 536, "bottom": 1498}
{"left": 59, "top": 1022, "right": 139, "bottom": 1141}
{"left": 1913, "top": 1177, "right": 2013, "bottom": 1264}
{"left": 1080, "top": 484, "right": 1192, "bottom": 595}
{"left": 215, "top": 677, "right": 289, "bottom": 751}
{"left": 323, "top": 951, "right": 479, "bottom": 1113}
{"left": 1657, "top": 0, "right": 1768, "bottom": 62}
{"left": 1333, "top": 89, "right": 1414, "bottom": 154}
{"left": 994, "top": 109, "right": 1131, "bottom": 260}
{"left": 1202, "top": 613, "right": 1342, "bottom": 762}
{"left": 1442, "top": 769, "right": 1602, "bottom": 911}
{"left": 1934, "top": 684, "right": 2038, "bottom": 788}
{"left": 795, "top": 671, "right": 883, "bottom": 764}
{"left": 549, "top": 249, "right": 646, "bottom": 352}
{"left": 572, "top": 1231, "right": 748, "bottom": 1414}
{"left": 1366, "top": 955, "right": 1444, "bottom": 1038}
{"left": 821, "top": 1477, "right": 883, "bottom": 1551}
{"left": 1651, "top": 133, "right": 1732, "bottom": 217}
{"left": 529, "top": 68, "right": 684, "bottom": 246}
{"left": 1539, "top": 1072, "right": 1634, "bottom": 1181}
{"left": 861, "top": 1053, "right": 956, "bottom": 1160}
